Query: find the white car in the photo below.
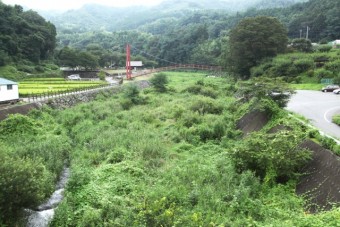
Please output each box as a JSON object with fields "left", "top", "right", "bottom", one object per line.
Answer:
{"left": 68, "top": 74, "right": 81, "bottom": 80}
{"left": 333, "top": 88, "right": 340, "bottom": 94}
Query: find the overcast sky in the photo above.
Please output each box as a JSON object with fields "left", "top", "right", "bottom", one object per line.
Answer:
{"left": 2, "top": 0, "right": 163, "bottom": 11}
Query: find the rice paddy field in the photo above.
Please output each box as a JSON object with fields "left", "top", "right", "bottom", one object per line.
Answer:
{"left": 19, "top": 78, "right": 108, "bottom": 96}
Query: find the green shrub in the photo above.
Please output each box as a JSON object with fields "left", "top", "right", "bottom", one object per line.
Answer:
{"left": 231, "top": 131, "right": 311, "bottom": 183}
{"left": 315, "top": 68, "right": 333, "bottom": 80}
{"left": 316, "top": 45, "right": 332, "bottom": 53}
{"left": 0, "top": 114, "right": 41, "bottom": 137}
{"left": 17, "top": 64, "right": 35, "bottom": 73}
{"left": 293, "top": 59, "right": 314, "bottom": 73}
{"left": 333, "top": 114, "right": 340, "bottom": 126}
{"left": 98, "top": 71, "right": 106, "bottom": 81}
{"left": 183, "top": 85, "right": 218, "bottom": 98}
{"left": 271, "top": 58, "right": 296, "bottom": 77}
{"left": 190, "top": 97, "right": 223, "bottom": 115}
{"left": 0, "top": 152, "right": 53, "bottom": 220}
{"left": 120, "top": 98, "right": 134, "bottom": 110}
{"left": 150, "top": 73, "right": 168, "bottom": 92}
{"left": 324, "top": 60, "right": 340, "bottom": 73}
{"left": 34, "top": 65, "right": 45, "bottom": 72}
{"left": 123, "top": 84, "right": 143, "bottom": 104}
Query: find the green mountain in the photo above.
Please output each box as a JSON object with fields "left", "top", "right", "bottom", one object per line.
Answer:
{"left": 39, "top": 0, "right": 308, "bottom": 33}
{"left": 0, "top": 1, "right": 56, "bottom": 65}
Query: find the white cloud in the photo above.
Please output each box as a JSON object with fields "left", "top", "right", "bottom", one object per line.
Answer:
{"left": 2, "top": 0, "right": 163, "bottom": 11}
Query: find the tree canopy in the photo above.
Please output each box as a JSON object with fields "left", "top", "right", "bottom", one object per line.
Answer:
{"left": 0, "top": 2, "right": 56, "bottom": 64}
{"left": 226, "top": 16, "right": 288, "bottom": 79}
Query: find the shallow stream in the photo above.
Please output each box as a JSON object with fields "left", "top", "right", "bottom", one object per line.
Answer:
{"left": 26, "top": 167, "right": 70, "bottom": 227}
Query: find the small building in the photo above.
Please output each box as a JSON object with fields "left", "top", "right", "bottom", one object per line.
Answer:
{"left": 0, "top": 78, "right": 19, "bottom": 103}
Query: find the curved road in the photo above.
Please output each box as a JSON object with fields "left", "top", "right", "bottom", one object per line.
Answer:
{"left": 286, "top": 90, "right": 340, "bottom": 140}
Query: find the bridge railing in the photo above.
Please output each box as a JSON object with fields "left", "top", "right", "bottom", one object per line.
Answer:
{"left": 131, "top": 64, "right": 222, "bottom": 78}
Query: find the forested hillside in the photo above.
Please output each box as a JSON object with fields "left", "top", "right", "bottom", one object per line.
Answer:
{"left": 0, "top": 1, "right": 56, "bottom": 65}
{"left": 45, "top": 0, "right": 339, "bottom": 70}
{"left": 40, "top": 0, "right": 307, "bottom": 32}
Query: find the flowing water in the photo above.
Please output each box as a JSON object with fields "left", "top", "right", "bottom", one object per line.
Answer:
{"left": 26, "top": 167, "right": 70, "bottom": 227}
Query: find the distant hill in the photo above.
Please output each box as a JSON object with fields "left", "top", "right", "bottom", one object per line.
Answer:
{"left": 39, "top": 0, "right": 307, "bottom": 33}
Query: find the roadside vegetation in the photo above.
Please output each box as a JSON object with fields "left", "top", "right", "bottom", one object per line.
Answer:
{"left": 251, "top": 48, "right": 340, "bottom": 90}
{"left": 333, "top": 115, "right": 340, "bottom": 126}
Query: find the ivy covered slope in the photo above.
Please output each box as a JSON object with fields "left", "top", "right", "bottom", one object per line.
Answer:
{"left": 47, "top": 72, "right": 338, "bottom": 226}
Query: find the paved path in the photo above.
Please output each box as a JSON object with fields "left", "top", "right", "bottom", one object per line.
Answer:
{"left": 286, "top": 90, "right": 340, "bottom": 139}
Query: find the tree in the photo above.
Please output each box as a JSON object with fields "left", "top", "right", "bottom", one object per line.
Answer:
{"left": 238, "top": 76, "right": 295, "bottom": 108}
{"left": 290, "top": 38, "right": 312, "bottom": 52}
{"left": 226, "top": 16, "right": 288, "bottom": 79}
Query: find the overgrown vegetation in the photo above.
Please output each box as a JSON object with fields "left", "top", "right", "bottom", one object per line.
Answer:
{"left": 0, "top": 72, "right": 339, "bottom": 226}
{"left": 0, "top": 109, "right": 70, "bottom": 224}
{"left": 251, "top": 49, "right": 340, "bottom": 88}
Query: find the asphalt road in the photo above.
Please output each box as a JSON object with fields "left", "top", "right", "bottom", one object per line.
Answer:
{"left": 286, "top": 90, "right": 340, "bottom": 139}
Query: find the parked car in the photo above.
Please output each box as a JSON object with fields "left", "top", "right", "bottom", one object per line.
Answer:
{"left": 321, "top": 85, "right": 339, "bottom": 92}
{"left": 68, "top": 74, "right": 81, "bottom": 80}
{"left": 333, "top": 88, "right": 340, "bottom": 94}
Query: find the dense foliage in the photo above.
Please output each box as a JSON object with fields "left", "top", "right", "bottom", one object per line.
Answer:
{"left": 0, "top": 2, "right": 56, "bottom": 64}
{"left": 37, "top": 0, "right": 338, "bottom": 69}
{"left": 0, "top": 109, "right": 70, "bottom": 224}
{"left": 0, "top": 72, "right": 338, "bottom": 225}
{"left": 226, "top": 16, "right": 288, "bottom": 78}
{"left": 34, "top": 72, "right": 335, "bottom": 226}
{"left": 251, "top": 49, "right": 340, "bottom": 84}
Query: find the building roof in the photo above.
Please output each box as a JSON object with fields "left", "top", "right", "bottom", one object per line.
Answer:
{"left": 0, "top": 78, "right": 18, "bottom": 85}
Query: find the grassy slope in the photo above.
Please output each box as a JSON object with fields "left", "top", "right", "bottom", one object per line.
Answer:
{"left": 50, "top": 72, "right": 339, "bottom": 226}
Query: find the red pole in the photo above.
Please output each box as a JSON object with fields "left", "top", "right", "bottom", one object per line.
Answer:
{"left": 126, "top": 44, "right": 132, "bottom": 80}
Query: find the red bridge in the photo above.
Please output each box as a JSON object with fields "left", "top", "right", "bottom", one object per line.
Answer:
{"left": 130, "top": 64, "right": 222, "bottom": 78}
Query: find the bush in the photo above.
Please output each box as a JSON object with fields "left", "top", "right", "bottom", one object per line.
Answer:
{"left": 183, "top": 85, "right": 218, "bottom": 98}
{"left": 293, "top": 59, "right": 314, "bottom": 73}
{"left": 324, "top": 60, "right": 340, "bottom": 73}
{"left": 315, "top": 68, "right": 333, "bottom": 80}
{"left": 271, "top": 58, "right": 296, "bottom": 77}
{"left": 316, "top": 45, "right": 332, "bottom": 53}
{"left": 332, "top": 114, "right": 340, "bottom": 126}
{"left": 123, "top": 84, "right": 143, "bottom": 105}
{"left": 290, "top": 38, "right": 313, "bottom": 52}
{"left": 0, "top": 152, "right": 53, "bottom": 220}
{"left": 190, "top": 97, "right": 223, "bottom": 115}
{"left": 0, "top": 114, "right": 41, "bottom": 138}
{"left": 150, "top": 73, "right": 168, "bottom": 92}
{"left": 98, "top": 71, "right": 106, "bottom": 81}
{"left": 16, "top": 64, "right": 35, "bottom": 73}
{"left": 34, "top": 65, "right": 45, "bottom": 72}
{"left": 231, "top": 131, "right": 311, "bottom": 183}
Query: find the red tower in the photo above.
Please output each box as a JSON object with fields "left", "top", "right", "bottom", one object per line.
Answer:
{"left": 126, "top": 44, "right": 132, "bottom": 80}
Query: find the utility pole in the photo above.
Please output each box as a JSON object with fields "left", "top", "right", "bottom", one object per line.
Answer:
{"left": 306, "top": 26, "right": 310, "bottom": 40}
{"left": 300, "top": 29, "right": 302, "bottom": 39}
{"left": 126, "top": 44, "right": 132, "bottom": 80}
